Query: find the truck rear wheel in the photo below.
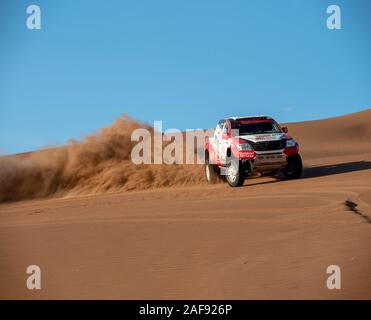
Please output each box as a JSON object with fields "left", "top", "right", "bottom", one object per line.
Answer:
{"left": 226, "top": 156, "right": 245, "bottom": 187}
{"left": 205, "top": 160, "right": 219, "bottom": 184}
{"left": 283, "top": 153, "right": 303, "bottom": 179}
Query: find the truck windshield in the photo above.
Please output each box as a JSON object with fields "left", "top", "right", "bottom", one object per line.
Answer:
{"left": 231, "top": 120, "right": 281, "bottom": 136}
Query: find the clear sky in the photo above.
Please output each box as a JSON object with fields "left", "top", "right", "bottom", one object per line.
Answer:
{"left": 1, "top": 0, "right": 370, "bottom": 154}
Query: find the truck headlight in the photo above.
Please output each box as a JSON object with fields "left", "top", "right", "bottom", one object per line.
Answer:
{"left": 237, "top": 143, "right": 253, "bottom": 151}
{"left": 286, "top": 138, "right": 297, "bottom": 148}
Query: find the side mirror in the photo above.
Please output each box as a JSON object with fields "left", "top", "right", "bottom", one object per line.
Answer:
{"left": 281, "top": 126, "right": 288, "bottom": 133}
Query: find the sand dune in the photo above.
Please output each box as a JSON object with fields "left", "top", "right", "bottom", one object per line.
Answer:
{"left": 285, "top": 109, "right": 371, "bottom": 159}
{"left": 1, "top": 109, "right": 370, "bottom": 203}
{"left": 0, "top": 109, "right": 370, "bottom": 299}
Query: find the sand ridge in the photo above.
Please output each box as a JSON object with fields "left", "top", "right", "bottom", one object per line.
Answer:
{"left": 0, "top": 109, "right": 370, "bottom": 299}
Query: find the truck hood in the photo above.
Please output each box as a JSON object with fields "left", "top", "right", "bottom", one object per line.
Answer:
{"left": 237, "top": 133, "right": 286, "bottom": 143}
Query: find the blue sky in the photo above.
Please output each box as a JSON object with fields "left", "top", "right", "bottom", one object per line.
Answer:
{"left": 0, "top": 0, "right": 370, "bottom": 154}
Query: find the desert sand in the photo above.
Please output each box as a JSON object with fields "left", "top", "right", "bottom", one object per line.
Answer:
{"left": 0, "top": 109, "right": 370, "bottom": 299}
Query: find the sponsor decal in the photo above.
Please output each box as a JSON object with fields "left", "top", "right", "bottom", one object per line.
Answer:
{"left": 238, "top": 119, "right": 272, "bottom": 124}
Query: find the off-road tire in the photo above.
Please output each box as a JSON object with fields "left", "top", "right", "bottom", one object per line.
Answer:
{"left": 205, "top": 160, "right": 219, "bottom": 184}
{"left": 283, "top": 153, "right": 303, "bottom": 179}
{"left": 225, "top": 155, "right": 245, "bottom": 187}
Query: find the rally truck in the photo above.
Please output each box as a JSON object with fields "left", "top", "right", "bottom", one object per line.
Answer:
{"left": 204, "top": 116, "right": 303, "bottom": 187}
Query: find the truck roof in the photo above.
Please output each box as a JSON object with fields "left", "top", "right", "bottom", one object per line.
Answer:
{"left": 227, "top": 115, "right": 272, "bottom": 121}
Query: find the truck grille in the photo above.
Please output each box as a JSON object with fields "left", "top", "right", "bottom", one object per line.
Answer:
{"left": 249, "top": 139, "right": 286, "bottom": 151}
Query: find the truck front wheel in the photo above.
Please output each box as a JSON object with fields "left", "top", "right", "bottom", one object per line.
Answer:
{"left": 226, "top": 155, "right": 245, "bottom": 187}
{"left": 283, "top": 153, "right": 303, "bottom": 179}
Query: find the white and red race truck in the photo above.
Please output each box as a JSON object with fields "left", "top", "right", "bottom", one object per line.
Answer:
{"left": 204, "top": 116, "right": 303, "bottom": 187}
